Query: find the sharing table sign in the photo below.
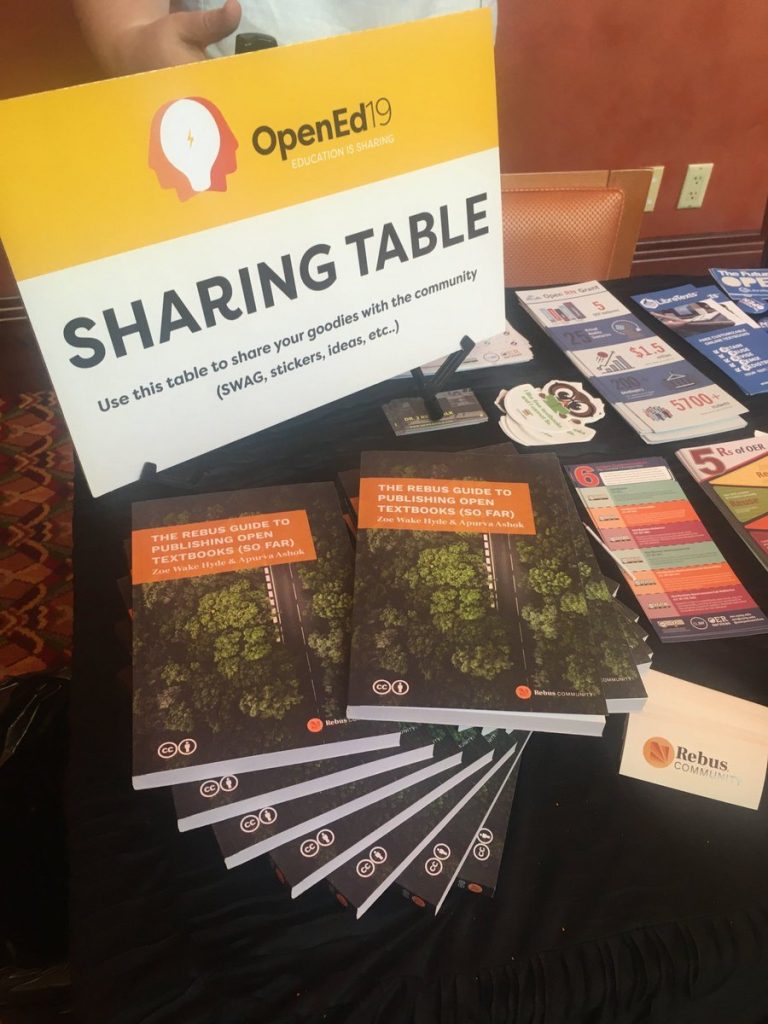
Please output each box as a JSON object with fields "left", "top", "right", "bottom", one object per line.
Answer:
{"left": 0, "top": 11, "right": 504, "bottom": 496}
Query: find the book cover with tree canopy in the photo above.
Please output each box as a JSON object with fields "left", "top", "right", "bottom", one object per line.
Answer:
{"left": 348, "top": 451, "right": 607, "bottom": 730}
{"left": 131, "top": 482, "right": 399, "bottom": 788}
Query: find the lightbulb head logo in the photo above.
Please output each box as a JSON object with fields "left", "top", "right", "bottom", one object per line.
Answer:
{"left": 642, "top": 736, "right": 675, "bottom": 768}
{"left": 149, "top": 97, "right": 238, "bottom": 200}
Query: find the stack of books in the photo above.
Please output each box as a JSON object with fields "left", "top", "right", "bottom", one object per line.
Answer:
{"left": 516, "top": 281, "right": 748, "bottom": 443}
{"left": 129, "top": 450, "right": 651, "bottom": 917}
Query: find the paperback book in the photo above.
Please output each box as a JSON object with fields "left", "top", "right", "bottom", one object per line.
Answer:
{"left": 213, "top": 726, "right": 464, "bottom": 868}
{"left": 270, "top": 728, "right": 496, "bottom": 898}
{"left": 173, "top": 730, "right": 436, "bottom": 831}
{"left": 131, "top": 482, "right": 399, "bottom": 789}
{"left": 396, "top": 733, "right": 529, "bottom": 911}
{"left": 347, "top": 450, "right": 608, "bottom": 735}
{"left": 329, "top": 732, "right": 523, "bottom": 917}
{"left": 457, "top": 755, "right": 522, "bottom": 898}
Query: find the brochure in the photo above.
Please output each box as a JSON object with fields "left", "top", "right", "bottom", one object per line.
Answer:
{"left": 633, "top": 284, "right": 768, "bottom": 395}
{"left": 566, "top": 458, "right": 768, "bottom": 642}
{"left": 517, "top": 281, "right": 747, "bottom": 443}
{"left": 347, "top": 450, "right": 607, "bottom": 735}
{"left": 676, "top": 433, "right": 768, "bottom": 572}
{"left": 556, "top": 484, "right": 648, "bottom": 712}
{"left": 131, "top": 482, "right": 399, "bottom": 788}
{"left": 620, "top": 670, "right": 768, "bottom": 810}
{"left": 710, "top": 269, "right": 768, "bottom": 325}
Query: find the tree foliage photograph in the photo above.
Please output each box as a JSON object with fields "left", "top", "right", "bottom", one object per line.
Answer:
{"left": 132, "top": 484, "right": 352, "bottom": 757}
{"left": 352, "top": 453, "right": 613, "bottom": 711}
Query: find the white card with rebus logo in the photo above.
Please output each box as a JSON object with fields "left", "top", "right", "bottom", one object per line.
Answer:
{"left": 620, "top": 670, "right": 768, "bottom": 810}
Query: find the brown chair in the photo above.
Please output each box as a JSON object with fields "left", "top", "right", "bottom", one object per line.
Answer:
{"left": 500, "top": 169, "right": 652, "bottom": 287}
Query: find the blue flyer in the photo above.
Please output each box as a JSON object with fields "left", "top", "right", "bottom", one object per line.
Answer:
{"left": 634, "top": 284, "right": 768, "bottom": 395}
{"left": 710, "top": 268, "right": 768, "bottom": 323}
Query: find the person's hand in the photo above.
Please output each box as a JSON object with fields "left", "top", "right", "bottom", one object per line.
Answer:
{"left": 103, "top": 0, "right": 242, "bottom": 75}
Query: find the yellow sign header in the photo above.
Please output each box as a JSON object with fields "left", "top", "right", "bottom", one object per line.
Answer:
{"left": 0, "top": 11, "right": 497, "bottom": 280}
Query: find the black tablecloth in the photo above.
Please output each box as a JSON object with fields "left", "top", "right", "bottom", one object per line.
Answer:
{"left": 70, "top": 276, "right": 768, "bottom": 1024}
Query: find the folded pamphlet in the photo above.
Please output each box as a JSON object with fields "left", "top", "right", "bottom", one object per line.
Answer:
{"left": 516, "top": 281, "right": 747, "bottom": 443}
{"left": 676, "top": 433, "right": 768, "bottom": 572}
{"left": 566, "top": 457, "right": 768, "bottom": 642}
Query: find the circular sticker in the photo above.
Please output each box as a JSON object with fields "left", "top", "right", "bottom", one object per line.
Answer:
{"left": 199, "top": 780, "right": 220, "bottom": 799}
{"left": 515, "top": 685, "right": 532, "bottom": 700}
{"left": 240, "top": 815, "right": 260, "bottom": 834}
{"left": 157, "top": 741, "right": 178, "bottom": 759}
{"left": 178, "top": 738, "right": 197, "bottom": 756}
{"left": 372, "top": 679, "right": 392, "bottom": 695}
{"left": 307, "top": 718, "right": 324, "bottom": 733}
{"left": 300, "top": 838, "right": 320, "bottom": 858}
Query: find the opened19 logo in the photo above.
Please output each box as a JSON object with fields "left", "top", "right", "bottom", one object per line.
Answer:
{"left": 149, "top": 98, "right": 238, "bottom": 200}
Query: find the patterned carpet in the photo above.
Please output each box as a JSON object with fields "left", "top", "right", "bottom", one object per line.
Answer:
{"left": 0, "top": 391, "right": 73, "bottom": 678}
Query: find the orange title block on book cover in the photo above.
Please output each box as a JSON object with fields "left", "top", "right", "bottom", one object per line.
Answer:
{"left": 132, "top": 509, "right": 316, "bottom": 583}
{"left": 357, "top": 477, "right": 536, "bottom": 535}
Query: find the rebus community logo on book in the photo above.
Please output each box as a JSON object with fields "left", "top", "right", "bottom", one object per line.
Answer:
{"left": 149, "top": 97, "right": 238, "bottom": 200}
{"left": 642, "top": 736, "right": 675, "bottom": 768}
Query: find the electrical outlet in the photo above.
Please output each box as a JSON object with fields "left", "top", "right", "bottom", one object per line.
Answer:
{"left": 644, "top": 165, "right": 664, "bottom": 212}
{"left": 677, "top": 162, "right": 713, "bottom": 209}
